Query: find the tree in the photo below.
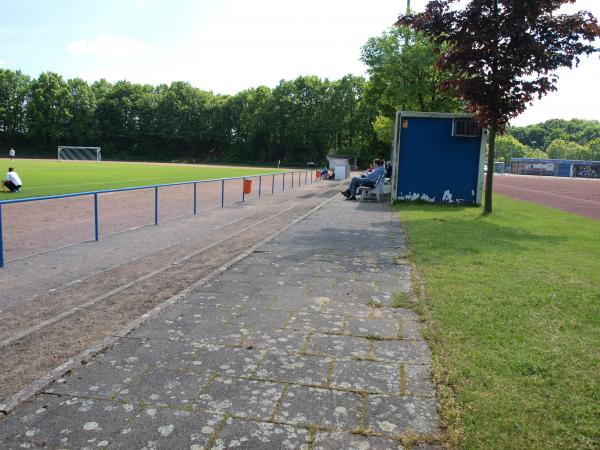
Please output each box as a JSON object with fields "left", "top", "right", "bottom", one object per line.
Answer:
{"left": 587, "top": 138, "right": 600, "bottom": 160}
{"left": 546, "top": 138, "right": 590, "bottom": 160}
{"left": 399, "top": 1, "right": 599, "bottom": 213}
{"left": 27, "top": 72, "right": 72, "bottom": 148}
{"left": 65, "top": 78, "right": 97, "bottom": 144}
{"left": 0, "top": 69, "right": 30, "bottom": 139}
{"left": 361, "top": 26, "right": 463, "bottom": 117}
{"left": 494, "top": 134, "right": 547, "bottom": 161}
{"left": 510, "top": 118, "right": 600, "bottom": 149}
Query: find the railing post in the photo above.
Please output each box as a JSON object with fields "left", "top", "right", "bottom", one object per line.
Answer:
{"left": 193, "top": 182, "right": 197, "bottom": 215}
{"left": 154, "top": 186, "right": 158, "bottom": 225}
{"left": 292, "top": 171, "right": 294, "bottom": 189}
{"left": 94, "top": 193, "right": 99, "bottom": 241}
{"left": 272, "top": 174, "right": 275, "bottom": 194}
{"left": 283, "top": 173, "right": 285, "bottom": 191}
{"left": 221, "top": 179, "right": 225, "bottom": 207}
{"left": 258, "top": 176, "right": 262, "bottom": 198}
{"left": 0, "top": 204, "right": 4, "bottom": 268}
{"left": 242, "top": 177, "right": 246, "bottom": 202}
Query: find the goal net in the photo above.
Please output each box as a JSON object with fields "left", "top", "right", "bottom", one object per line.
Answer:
{"left": 58, "top": 146, "right": 101, "bottom": 161}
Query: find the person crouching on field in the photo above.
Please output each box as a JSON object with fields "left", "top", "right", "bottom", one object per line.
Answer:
{"left": 2, "top": 167, "right": 22, "bottom": 193}
{"left": 341, "top": 159, "right": 385, "bottom": 200}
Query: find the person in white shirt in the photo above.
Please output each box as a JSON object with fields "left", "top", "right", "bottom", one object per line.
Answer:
{"left": 2, "top": 167, "right": 22, "bottom": 193}
{"left": 9, "top": 148, "right": 15, "bottom": 161}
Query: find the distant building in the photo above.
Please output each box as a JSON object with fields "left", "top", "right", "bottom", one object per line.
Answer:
{"left": 510, "top": 158, "right": 600, "bottom": 178}
{"left": 326, "top": 155, "right": 358, "bottom": 181}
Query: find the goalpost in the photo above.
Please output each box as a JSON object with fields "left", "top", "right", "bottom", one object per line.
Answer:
{"left": 58, "top": 146, "right": 102, "bottom": 162}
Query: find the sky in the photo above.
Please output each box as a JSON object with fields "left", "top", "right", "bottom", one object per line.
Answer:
{"left": 1, "top": 0, "right": 598, "bottom": 126}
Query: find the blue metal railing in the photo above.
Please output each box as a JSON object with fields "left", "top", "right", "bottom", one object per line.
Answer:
{"left": 0, "top": 169, "right": 319, "bottom": 267}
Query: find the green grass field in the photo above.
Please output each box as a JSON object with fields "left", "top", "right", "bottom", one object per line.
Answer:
{"left": 0, "top": 159, "right": 285, "bottom": 199}
{"left": 396, "top": 195, "right": 599, "bottom": 449}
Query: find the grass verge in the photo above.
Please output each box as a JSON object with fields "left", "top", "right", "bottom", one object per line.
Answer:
{"left": 396, "top": 194, "right": 600, "bottom": 449}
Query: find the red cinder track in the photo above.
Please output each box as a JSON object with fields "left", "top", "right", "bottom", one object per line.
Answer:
{"left": 491, "top": 175, "right": 600, "bottom": 221}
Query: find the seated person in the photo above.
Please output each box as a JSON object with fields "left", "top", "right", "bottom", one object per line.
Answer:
{"left": 2, "top": 167, "right": 22, "bottom": 193}
{"left": 341, "top": 159, "right": 384, "bottom": 200}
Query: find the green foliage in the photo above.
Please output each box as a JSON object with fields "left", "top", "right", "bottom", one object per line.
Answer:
{"left": 372, "top": 115, "right": 395, "bottom": 146}
{"left": 360, "top": 27, "right": 463, "bottom": 117}
{"left": 0, "top": 69, "right": 384, "bottom": 164}
{"left": 510, "top": 119, "right": 600, "bottom": 150}
{"left": 398, "top": 196, "right": 600, "bottom": 449}
{"left": 546, "top": 139, "right": 591, "bottom": 160}
{"left": 27, "top": 72, "right": 72, "bottom": 147}
{"left": 0, "top": 69, "right": 30, "bottom": 137}
{"left": 494, "top": 134, "right": 547, "bottom": 161}
{"left": 587, "top": 138, "right": 600, "bottom": 160}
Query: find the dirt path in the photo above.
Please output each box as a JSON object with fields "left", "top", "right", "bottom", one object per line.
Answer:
{"left": 493, "top": 175, "right": 600, "bottom": 220}
{"left": 0, "top": 181, "right": 342, "bottom": 405}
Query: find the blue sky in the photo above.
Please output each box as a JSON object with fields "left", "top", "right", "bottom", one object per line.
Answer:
{"left": 1, "top": 0, "right": 598, "bottom": 126}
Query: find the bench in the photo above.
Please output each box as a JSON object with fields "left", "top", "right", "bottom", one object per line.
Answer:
{"left": 357, "top": 174, "right": 385, "bottom": 201}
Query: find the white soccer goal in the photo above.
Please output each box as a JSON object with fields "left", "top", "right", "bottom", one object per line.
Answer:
{"left": 58, "top": 146, "right": 102, "bottom": 161}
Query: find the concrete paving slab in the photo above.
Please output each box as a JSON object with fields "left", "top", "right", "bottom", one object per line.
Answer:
{"left": 228, "top": 308, "right": 293, "bottom": 329}
{"left": 371, "top": 340, "right": 431, "bottom": 364}
{"left": 240, "top": 329, "right": 311, "bottom": 353}
{"left": 119, "top": 407, "right": 223, "bottom": 450}
{"left": 404, "top": 364, "right": 436, "bottom": 396}
{"left": 313, "top": 431, "right": 404, "bottom": 450}
{"left": 318, "top": 301, "right": 375, "bottom": 318}
{"left": 43, "top": 358, "right": 147, "bottom": 399}
{"left": 274, "top": 385, "right": 362, "bottom": 430}
{"left": 101, "top": 336, "right": 201, "bottom": 369}
{"left": 117, "top": 367, "right": 212, "bottom": 407}
{"left": 0, "top": 395, "right": 135, "bottom": 449}
{"left": 287, "top": 311, "right": 346, "bottom": 334}
{"left": 256, "top": 351, "right": 331, "bottom": 385}
{"left": 306, "top": 334, "right": 371, "bottom": 359}
{"left": 185, "top": 344, "right": 267, "bottom": 377}
{"left": 365, "top": 395, "right": 440, "bottom": 436}
{"left": 195, "top": 377, "right": 283, "bottom": 420}
{"left": 330, "top": 360, "right": 401, "bottom": 394}
{"left": 213, "top": 418, "right": 311, "bottom": 450}
{"left": 344, "top": 317, "right": 402, "bottom": 339}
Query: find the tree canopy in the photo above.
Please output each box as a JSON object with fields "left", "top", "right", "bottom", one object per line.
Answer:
{"left": 0, "top": 69, "right": 384, "bottom": 165}
{"left": 360, "top": 26, "right": 463, "bottom": 117}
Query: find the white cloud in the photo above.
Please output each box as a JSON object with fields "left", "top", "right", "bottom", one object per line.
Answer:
{"left": 67, "top": 34, "right": 150, "bottom": 58}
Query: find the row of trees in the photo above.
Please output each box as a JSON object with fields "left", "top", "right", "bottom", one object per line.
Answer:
{"left": 495, "top": 118, "right": 600, "bottom": 162}
{"left": 504, "top": 118, "right": 600, "bottom": 161}
{"left": 0, "top": 69, "right": 383, "bottom": 164}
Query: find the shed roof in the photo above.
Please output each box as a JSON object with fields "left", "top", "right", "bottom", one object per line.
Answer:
{"left": 511, "top": 158, "right": 600, "bottom": 164}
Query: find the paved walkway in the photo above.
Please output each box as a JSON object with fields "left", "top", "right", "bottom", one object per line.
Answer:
{"left": 0, "top": 197, "right": 440, "bottom": 449}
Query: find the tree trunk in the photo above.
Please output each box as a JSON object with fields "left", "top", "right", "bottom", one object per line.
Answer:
{"left": 484, "top": 123, "right": 497, "bottom": 214}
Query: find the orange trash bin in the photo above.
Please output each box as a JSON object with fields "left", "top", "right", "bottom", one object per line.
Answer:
{"left": 315, "top": 170, "right": 321, "bottom": 178}
{"left": 243, "top": 179, "right": 252, "bottom": 194}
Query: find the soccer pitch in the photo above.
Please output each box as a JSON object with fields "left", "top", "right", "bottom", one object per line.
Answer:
{"left": 0, "top": 159, "right": 285, "bottom": 199}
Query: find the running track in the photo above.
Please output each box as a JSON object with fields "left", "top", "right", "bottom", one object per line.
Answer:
{"left": 492, "top": 175, "right": 600, "bottom": 221}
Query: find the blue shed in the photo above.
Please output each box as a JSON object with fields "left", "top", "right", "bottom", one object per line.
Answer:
{"left": 391, "top": 112, "right": 487, "bottom": 205}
